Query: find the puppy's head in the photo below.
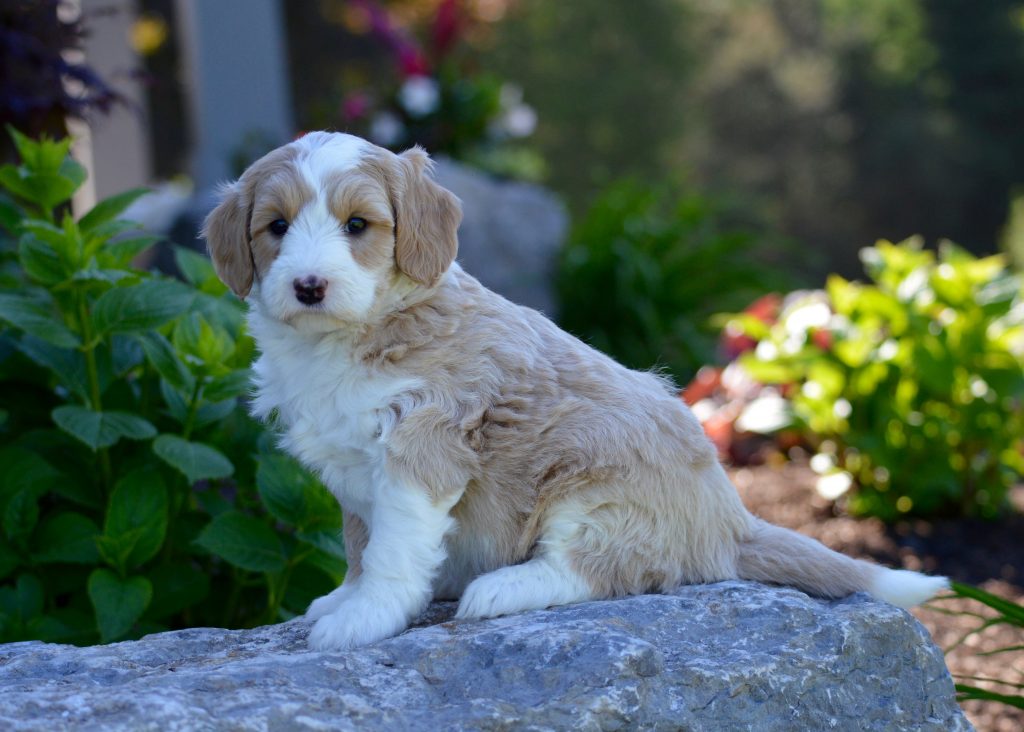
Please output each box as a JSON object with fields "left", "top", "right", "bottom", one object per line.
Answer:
{"left": 203, "top": 132, "right": 461, "bottom": 329}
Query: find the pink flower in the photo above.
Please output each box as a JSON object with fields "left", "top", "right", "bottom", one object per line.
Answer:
{"left": 353, "top": 0, "right": 431, "bottom": 77}
{"left": 341, "top": 92, "right": 371, "bottom": 121}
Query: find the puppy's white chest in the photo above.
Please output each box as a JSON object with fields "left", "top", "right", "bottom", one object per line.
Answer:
{"left": 249, "top": 326, "right": 418, "bottom": 515}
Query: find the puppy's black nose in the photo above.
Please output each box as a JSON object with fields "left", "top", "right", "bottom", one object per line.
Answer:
{"left": 293, "top": 275, "right": 327, "bottom": 305}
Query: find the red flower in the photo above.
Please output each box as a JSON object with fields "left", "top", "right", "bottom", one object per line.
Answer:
{"left": 720, "top": 293, "right": 781, "bottom": 361}
{"left": 682, "top": 366, "right": 722, "bottom": 406}
{"left": 811, "top": 328, "right": 833, "bottom": 351}
{"left": 432, "top": 0, "right": 463, "bottom": 57}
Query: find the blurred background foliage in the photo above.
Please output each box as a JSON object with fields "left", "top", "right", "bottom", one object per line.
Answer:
{"left": 478, "top": 0, "right": 1024, "bottom": 278}
{"left": 5, "top": 0, "right": 1017, "bottom": 515}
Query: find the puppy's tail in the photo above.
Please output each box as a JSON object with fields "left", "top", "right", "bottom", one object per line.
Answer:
{"left": 736, "top": 518, "right": 948, "bottom": 608}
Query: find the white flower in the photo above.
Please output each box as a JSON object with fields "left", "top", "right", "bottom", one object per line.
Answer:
{"left": 877, "top": 339, "right": 898, "bottom": 361}
{"left": 816, "top": 471, "right": 853, "bottom": 500}
{"left": 735, "top": 393, "right": 792, "bottom": 434}
{"left": 501, "top": 104, "right": 537, "bottom": 138}
{"left": 369, "top": 112, "right": 405, "bottom": 147}
{"left": 784, "top": 298, "right": 831, "bottom": 336}
{"left": 809, "top": 452, "right": 834, "bottom": 474}
{"left": 398, "top": 76, "right": 440, "bottom": 118}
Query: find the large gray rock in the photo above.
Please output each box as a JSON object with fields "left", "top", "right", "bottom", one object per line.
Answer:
{"left": 0, "top": 582, "right": 969, "bottom": 731}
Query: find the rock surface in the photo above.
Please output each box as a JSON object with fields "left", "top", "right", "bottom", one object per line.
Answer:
{"left": 0, "top": 582, "right": 970, "bottom": 731}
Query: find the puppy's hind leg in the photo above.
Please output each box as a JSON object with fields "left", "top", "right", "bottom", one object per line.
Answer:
{"left": 455, "top": 553, "right": 596, "bottom": 620}
{"left": 455, "top": 502, "right": 598, "bottom": 620}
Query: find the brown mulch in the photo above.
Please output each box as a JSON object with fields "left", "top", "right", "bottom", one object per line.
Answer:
{"left": 730, "top": 460, "right": 1024, "bottom": 732}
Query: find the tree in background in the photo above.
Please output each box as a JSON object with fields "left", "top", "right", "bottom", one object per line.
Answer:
{"left": 479, "top": 0, "right": 1024, "bottom": 278}
{"left": 0, "top": 0, "right": 122, "bottom": 162}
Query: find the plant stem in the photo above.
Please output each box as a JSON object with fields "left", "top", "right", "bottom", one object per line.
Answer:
{"left": 182, "top": 379, "right": 204, "bottom": 441}
{"left": 78, "top": 295, "right": 112, "bottom": 494}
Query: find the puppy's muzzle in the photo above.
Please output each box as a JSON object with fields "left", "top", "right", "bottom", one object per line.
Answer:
{"left": 293, "top": 275, "right": 328, "bottom": 305}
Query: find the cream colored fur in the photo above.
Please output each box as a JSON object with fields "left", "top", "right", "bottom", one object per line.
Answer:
{"left": 204, "top": 132, "right": 948, "bottom": 651}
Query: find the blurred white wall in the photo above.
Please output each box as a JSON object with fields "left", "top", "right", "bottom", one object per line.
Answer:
{"left": 67, "top": 0, "right": 151, "bottom": 215}
{"left": 174, "top": 0, "right": 293, "bottom": 188}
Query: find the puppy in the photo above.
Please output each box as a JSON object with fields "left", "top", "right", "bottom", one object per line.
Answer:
{"left": 204, "top": 131, "right": 947, "bottom": 650}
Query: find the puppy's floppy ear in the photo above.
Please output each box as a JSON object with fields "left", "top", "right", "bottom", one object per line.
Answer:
{"left": 202, "top": 182, "right": 254, "bottom": 298}
{"left": 393, "top": 146, "right": 462, "bottom": 286}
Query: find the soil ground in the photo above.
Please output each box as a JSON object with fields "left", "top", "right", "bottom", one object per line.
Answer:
{"left": 730, "top": 461, "right": 1024, "bottom": 732}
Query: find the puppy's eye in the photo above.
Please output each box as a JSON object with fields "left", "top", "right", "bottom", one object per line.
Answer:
{"left": 345, "top": 217, "right": 367, "bottom": 235}
{"left": 268, "top": 219, "right": 289, "bottom": 236}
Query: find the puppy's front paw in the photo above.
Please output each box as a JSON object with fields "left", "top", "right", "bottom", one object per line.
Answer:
{"left": 305, "top": 583, "right": 355, "bottom": 622}
{"left": 307, "top": 593, "right": 409, "bottom": 651}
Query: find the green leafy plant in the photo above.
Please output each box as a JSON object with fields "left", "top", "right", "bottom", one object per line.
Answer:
{"left": 557, "top": 179, "right": 794, "bottom": 383}
{"left": 929, "top": 582, "right": 1024, "bottom": 711}
{"left": 724, "top": 238, "right": 1024, "bottom": 519}
{"left": 0, "top": 128, "right": 344, "bottom": 644}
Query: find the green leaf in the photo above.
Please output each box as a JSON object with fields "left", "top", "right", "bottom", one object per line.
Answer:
{"left": 102, "top": 234, "right": 161, "bottom": 266}
{"left": 0, "top": 192, "right": 24, "bottom": 233}
{"left": 87, "top": 568, "right": 152, "bottom": 643}
{"left": 951, "top": 581, "right": 1024, "bottom": 626}
{"left": 174, "top": 247, "right": 218, "bottom": 287}
{"left": 19, "top": 234, "right": 67, "bottom": 284}
{"left": 152, "top": 435, "right": 233, "bottom": 484}
{"left": 0, "top": 446, "right": 61, "bottom": 500}
{"left": 78, "top": 188, "right": 150, "bottom": 232}
{"left": 0, "top": 535, "right": 17, "bottom": 580}
{"left": 6, "top": 126, "right": 44, "bottom": 167}
{"left": 257, "top": 454, "right": 341, "bottom": 530}
{"left": 32, "top": 512, "right": 100, "bottom": 564}
{"left": 145, "top": 563, "right": 210, "bottom": 620}
{"left": 95, "top": 530, "right": 144, "bottom": 575}
{"left": 15, "top": 574, "right": 43, "bottom": 619}
{"left": 194, "top": 511, "right": 287, "bottom": 573}
{"left": 0, "top": 293, "right": 79, "bottom": 347}
{"left": 295, "top": 529, "right": 347, "bottom": 561}
{"left": 92, "top": 279, "right": 195, "bottom": 334}
{"left": 0, "top": 166, "right": 79, "bottom": 211}
{"left": 134, "top": 331, "right": 195, "bottom": 393}
{"left": 955, "top": 684, "right": 1024, "bottom": 710}
{"left": 173, "top": 312, "right": 235, "bottom": 367}
{"left": 3, "top": 490, "right": 39, "bottom": 543}
{"left": 737, "top": 353, "right": 798, "bottom": 384}
{"left": 52, "top": 405, "right": 157, "bottom": 450}
{"left": 104, "top": 471, "right": 168, "bottom": 569}
{"left": 71, "top": 268, "right": 134, "bottom": 287}
{"left": 202, "top": 369, "right": 251, "bottom": 402}
{"left": 282, "top": 560, "right": 338, "bottom": 615}
{"left": 59, "top": 158, "right": 87, "bottom": 193}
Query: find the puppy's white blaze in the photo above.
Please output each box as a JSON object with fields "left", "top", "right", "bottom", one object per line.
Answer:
{"left": 291, "top": 198, "right": 377, "bottom": 316}
{"left": 294, "top": 131, "right": 370, "bottom": 182}
{"left": 868, "top": 568, "right": 949, "bottom": 609}
{"left": 259, "top": 199, "right": 376, "bottom": 326}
